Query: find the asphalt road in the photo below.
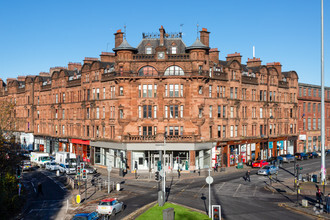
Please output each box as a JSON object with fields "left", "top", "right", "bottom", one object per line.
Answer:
{"left": 18, "top": 168, "right": 69, "bottom": 220}
{"left": 17, "top": 156, "right": 330, "bottom": 219}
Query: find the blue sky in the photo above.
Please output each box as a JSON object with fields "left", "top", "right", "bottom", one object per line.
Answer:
{"left": 0, "top": 0, "right": 328, "bottom": 86}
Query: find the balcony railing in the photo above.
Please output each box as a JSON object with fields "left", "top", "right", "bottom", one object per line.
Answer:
{"left": 122, "top": 134, "right": 200, "bottom": 143}
{"left": 279, "top": 81, "right": 289, "bottom": 88}
{"left": 242, "top": 75, "right": 258, "bottom": 85}
{"left": 67, "top": 79, "right": 81, "bottom": 87}
{"left": 41, "top": 84, "right": 51, "bottom": 91}
{"left": 167, "top": 54, "right": 189, "bottom": 60}
{"left": 101, "top": 71, "right": 137, "bottom": 82}
{"left": 17, "top": 88, "right": 25, "bottom": 94}
{"left": 133, "top": 54, "right": 155, "bottom": 60}
{"left": 213, "top": 71, "right": 228, "bottom": 81}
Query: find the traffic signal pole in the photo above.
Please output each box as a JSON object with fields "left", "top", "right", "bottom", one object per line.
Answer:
{"left": 321, "top": 0, "right": 326, "bottom": 192}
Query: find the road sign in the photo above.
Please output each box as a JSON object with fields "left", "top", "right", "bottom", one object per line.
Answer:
{"left": 206, "top": 176, "right": 214, "bottom": 184}
{"left": 76, "top": 194, "right": 81, "bottom": 204}
{"left": 107, "top": 164, "right": 112, "bottom": 172}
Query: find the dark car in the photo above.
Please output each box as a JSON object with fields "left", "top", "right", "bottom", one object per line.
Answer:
{"left": 281, "top": 154, "right": 295, "bottom": 163}
{"left": 307, "top": 152, "right": 318, "bottom": 159}
{"left": 72, "top": 212, "right": 98, "bottom": 220}
{"left": 267, "top": 156, "right": 283, "bottom": 165}
{"left": 295, "top": 153, "right": 309, "bottom": 160}
{"left": 326, "top": 150, "right": 330, "bottom": 156}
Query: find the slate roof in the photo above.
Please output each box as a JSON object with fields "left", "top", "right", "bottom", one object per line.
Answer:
{"left": 113, "top": 39, "right": 137, "bottom": 52}
{"left": 219, "top": 60, "right": 228, "bottom": 66}
{"left": 136, "top": 38, "right": 187, "bottom": 54}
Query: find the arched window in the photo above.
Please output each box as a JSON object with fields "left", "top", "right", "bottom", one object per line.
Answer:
{"left": 138, "top": 66, "right": 158, "bottom": 76}
{"left": 164, "top": 66, "right": 184, "bottom": 76}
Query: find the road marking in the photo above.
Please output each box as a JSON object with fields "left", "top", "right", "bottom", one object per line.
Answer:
{"left": 31, "top": 182, "right": 36, "bottom": 193}
{"left": 193, "top": 183, "right": 207, "bottom": 198}
{"left": 217, "top": 182, "right": 226, "bottom": 192}
{"left": 233, "top": 184, "right": 241, "bottom": 197}
{"left": 253, "top": 185, "right": 257, "bottom": 197}
{"left": 42, "top": 173, "right": 67, "bottom": 191}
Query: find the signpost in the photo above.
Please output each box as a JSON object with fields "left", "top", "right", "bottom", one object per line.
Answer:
{"left": 107, "top": 153, "right": 112, "bottom": 194}
{"left": 206, "top": 169, "right": 213, "bottom": 218}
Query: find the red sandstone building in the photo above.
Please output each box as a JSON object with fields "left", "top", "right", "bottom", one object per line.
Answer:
{"left": 0, "top": 26, "right": 300, "bottom": 171}
{"left": 297, "top": 83, "right": 330, "bottom": 153}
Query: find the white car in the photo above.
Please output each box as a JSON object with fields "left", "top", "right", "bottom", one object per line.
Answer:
{"left": 46, "top": 162, "right": 59, "bottom": 171}
{"left": 96, "top": 198, "right": 124, "bottom": 216}
{"left": 59, "top": 164, "right": 76, "bottom": 174}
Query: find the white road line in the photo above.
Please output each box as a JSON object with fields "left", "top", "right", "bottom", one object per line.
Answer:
{"left": 253, "top": 185, "right": 257, "bottom": 197}
{"left": 31, "top": 182, "right": 36, "bottom": 193}
{"left": 42, "top": 173, "right": 67, "bottom": 191}
{"left": 233, "top": 184, "right": 241, "bottom": 197}
{"left": 216, "top": 182, "right": 226, "bottom": 192}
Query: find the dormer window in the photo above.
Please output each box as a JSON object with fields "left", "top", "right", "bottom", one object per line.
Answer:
{"left": 171, "top": 46, "right": 177, "bottom": 54}
{"left": 146, "top": 47, "right": 152, "bottom": 54}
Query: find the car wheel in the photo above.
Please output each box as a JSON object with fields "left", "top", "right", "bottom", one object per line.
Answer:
{"left": 121, "top": 204, "right": 125, "bottom": 212}
{"left": 112, "top": 209, "right": 116, "bottom": 216}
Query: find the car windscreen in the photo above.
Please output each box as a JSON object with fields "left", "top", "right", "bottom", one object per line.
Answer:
{"left": 51, "top": 162, "right": 56, "bottom": 165}
{"left": 262, "top": 166, "right": 270, "bottom": 169}
{"left": 40, "top": 156, "right": 51, "bottom": 161}
{"left": 99, "top": 201, "right": 110, "bottom": 206}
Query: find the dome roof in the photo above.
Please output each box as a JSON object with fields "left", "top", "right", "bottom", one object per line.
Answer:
{"left": 186, "top": 38, "right": 210, "bottom": 51}
{"left": 113, "top": 39, "right": 137, "bottom": 52}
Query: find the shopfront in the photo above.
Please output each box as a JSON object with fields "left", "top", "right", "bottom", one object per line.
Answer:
{"left": 126, "top": 142, "right": 212, "bottom": 172}
{"left": 91, "top": 141, "right": 126, "bottom": 169}
{"left": 70, "top": 139, "right": 90, "bottom": 162}
{"left": 34, "top": 136, "right": 46, "bottom": 152}
{"left": 58, "top": 138, "right": 69, "bottom": 152}
{"left": 20, "top": 132, "right": 34, "bottom": 151}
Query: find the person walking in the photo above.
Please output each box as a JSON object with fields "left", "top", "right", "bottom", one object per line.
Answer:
{"left": 316, "top": 187, "right": 323, "bottom": 206}
{"left": 245, "top": 170, "right": 251, "bottom": 182}
{"left": 326, "top": 194, "right": 330, "bottom": 213}
{"left": 37, "top": 182, "right": 43, "bottom": 197}
{"left": 177, "top": 167, "right": 181, "bottom": 179}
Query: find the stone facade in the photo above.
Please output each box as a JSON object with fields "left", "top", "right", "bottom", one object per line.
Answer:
{"left": 0, "top": 26, "right": 301, "bottom": 171}
{"left": 297, "top": 83, "right": 330, "bottom": 153}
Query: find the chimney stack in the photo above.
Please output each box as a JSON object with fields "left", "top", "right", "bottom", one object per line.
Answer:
{"left": 68, "top": 62, "right": 82, "bottom": 71}
{"left": 200, "top": 28, "right": 210, "bottom": 47}
{"left": 226, "top": 52, "right": 242, "bottom": 64}
{"left": 247, "top": 58, "right": 262, "bottom": 67}
{"left": 159, "top": 25, "right": 165, "bottom": 46}
{"left": 114, "top": 29, "right": 124, "bottom": 48}
{"left": 209, "top": 48, "right": 219, "bottom": 63}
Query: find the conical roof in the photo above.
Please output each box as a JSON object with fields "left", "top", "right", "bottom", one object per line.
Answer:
{"left": 186, "top": 38, "right": 210, "bottom": 51}
{"left": 113, "top": 39, "right": 137, "bottom": 52}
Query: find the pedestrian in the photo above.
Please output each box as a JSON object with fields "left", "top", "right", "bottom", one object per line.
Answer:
{"left": 316, "top": 187, "right": 323, "bottom": 206}
{"left": 245, "top": 170, "right": 251, "bottom": 182}
{"left": 215, "top": 163, "right": 218, "bottom": 172}
{"left": 326, "top": 194, "right": 330, "bottom": 213}
{"left": 134, "top": 161, "right": 138, "bottom": 179}
{"left": 177, "top": 167, "right": 181, "bottom": 179}
{"left": 37, "top": 183, "right": 43, "bottom": 197}
{"left": 198, "top": 167, "right": 201, "bottom": 176}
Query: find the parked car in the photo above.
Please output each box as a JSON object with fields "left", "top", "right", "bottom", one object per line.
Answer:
{"left": 72, "top": 212, "right": 98, "bottom": 220}
{"left": 252, "top": 160, "right": 269, "bottom": 168}
{"left": 84, "top": 164, "right": 97, "bottom": 174}
{"left": 295, "top": 153, "right": 309, "bottom": 160}
{"left": 59, "top": 164, "right": 76, "bottom": 174}
{"left": 325, "top": 150, "right": 330, "bottom": 156}
{"left": 96, "top": 198, "right": 124, "bottom": 216}
{"left": 21, "top": 160, "right": 32, "bottom": 171}
{"left": 257, "top": 165, "right": 279, "bottom": 175}
{"left": 46, "top": 162, "right": 59, "bottom": 171}
{"left": 267, "top": 156, "right": 283, "bottom": 165}
{"left": 281, "top": 154, "right": 295, "bottom": 163}
{"left": 307, "top": 152, "right": 318, "bottom": 159}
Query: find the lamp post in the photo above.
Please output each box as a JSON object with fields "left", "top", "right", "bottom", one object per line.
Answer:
{"left": 321, "top": 0, "right": 326, "bottom": 189}
{"left": 163, "top": 132, "right": 167, "bottom": 203}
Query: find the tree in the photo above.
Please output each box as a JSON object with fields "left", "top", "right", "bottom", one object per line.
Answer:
{"left": 0, "top": 101, "right": 17, "bottom": 146}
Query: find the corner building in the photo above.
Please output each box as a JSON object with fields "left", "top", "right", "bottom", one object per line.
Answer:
{"left": 0, "top": 26, "right": 299, "bottom": 171}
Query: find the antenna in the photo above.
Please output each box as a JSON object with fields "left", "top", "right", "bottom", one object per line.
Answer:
{"left": 253, "top": 46, "right": 255, "bottom": 58}
{"left": 180, "top": 24, "right": 184, "bottom": 33}
{"left": 124, "top": 24, "right": 127, "bottom": 39}
{"left": 196, "top": 23, "right": 200, "bottom": 39}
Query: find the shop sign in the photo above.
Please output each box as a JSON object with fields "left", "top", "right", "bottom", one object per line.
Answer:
{"left": 59, "top": 138, "right": 68, "bottom": 143}
{"left": 269, "top": 142, "right": 273, "bottom": 149}
{"left": 251, "top": 143, "right": 256, "bottom": 151}
{"left": 299, "top": 135, "right": 306, "bottom": 140}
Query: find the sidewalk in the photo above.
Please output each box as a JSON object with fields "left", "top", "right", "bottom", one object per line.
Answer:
{"left": 93, "top": 164, "right": 251, "bottom": 183}
{"left": 264, "top": 173, "right": 330, "bottom": 219}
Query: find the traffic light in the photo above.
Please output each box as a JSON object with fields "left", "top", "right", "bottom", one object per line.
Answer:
{"left": 212, "top": 205, "right": 221, "bottom": 220}
{"left": 82, "top": 169, "right": 87, "bottom": 180}
{"left": 77, "top": 166, "right": 81, "bottom": 176}
{"left": 16, "top": 167, "right": 21, "bottom": 179}
{"left": 155, "top": 171, "right": 159, "bottom": 181}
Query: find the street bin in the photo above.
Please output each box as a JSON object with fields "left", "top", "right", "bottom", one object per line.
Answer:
{"left": 312, "top": 174, "right": 318, "bottom": 183}
{"left": 116, "top": 183, "right": 120, "bottom": 191}
{"left": 237, "top": 162, "right": 243, "bottom": 169}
